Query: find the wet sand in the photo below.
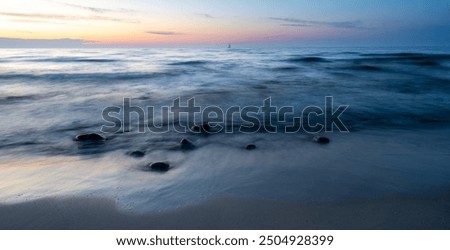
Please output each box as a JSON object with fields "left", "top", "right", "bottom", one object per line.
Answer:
{"left": 1, "top": 192, "right": 449, "bottom": 230}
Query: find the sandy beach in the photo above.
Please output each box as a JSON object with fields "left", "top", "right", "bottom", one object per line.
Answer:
{"left": 1, "top": 192, "right": 449, "bottom": 230}
{"left": 1, "top": 127, "right": 450, "bottom": 229}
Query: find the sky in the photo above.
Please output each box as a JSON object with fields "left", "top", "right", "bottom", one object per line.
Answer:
{"left": 0, "top": 0, "right": 449, "bottom": 47}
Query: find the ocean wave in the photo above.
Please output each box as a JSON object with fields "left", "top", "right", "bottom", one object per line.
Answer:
{"left": 343, "top": 109, "right": 450, "bottom": 130}
{"left": 0, "top": 71, "right": 182, "bottom": 82}
{"left": 344, "top": 63, "right": 383, "bottom": 71}
{"left": 0, "top": 95, "right": 38, "bottom": 102}
{"left": 285, "top": 56, "right": 330, "bottom": 63}
{"left": 168, "top": 60, "right": 210, "bottom": 66}
{"left": 356, "top": 53, "right": 450, "bottom": 67}
{"left": 29, "top": 57, "right": 119, "bottom": 63}
{"left": 272, "top": 66, "right": 299, "bottom": 72}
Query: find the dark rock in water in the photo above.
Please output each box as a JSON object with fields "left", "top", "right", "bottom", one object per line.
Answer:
{"left": 75, "top": 133, "right": 105, "bottom": 142}
{"left": 75, "top": 133, "right": 106, "bottom": 151}
{"left": 246, "top": 144, "right": 257, "bottom": 150}
{"left": 190, "top": 123, "right": 211, "bottom": 133}
{"left": 129, "top": 150, "right": 145, "bottom": 158}
{"left": 190, "top": 125, "right": 201, "bottom": 132}
{"left": 313, "top": 136, "right": 330, "bottom": 144}
{"left": 148, "top": 162, "right": 170, "bottom": 172}
{"left": 180, "top": 138, "right": 195, "bottom": 150}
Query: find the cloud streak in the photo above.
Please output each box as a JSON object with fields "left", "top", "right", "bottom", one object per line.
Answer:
{"left": 0, "top": 37, "right": 89, "bottom": 48}
{"left": 54, "top": 1, "right": 136, "bottom": 14}
{"left": 0, "top": 11, "right": 138, "bottom": 23}
{"left": 197, "top": 13, "right": 215, "bottom": 19}
{"left": 270, "top": 17, "right": 363, "bottom": 29}
{"left": 146, "top": 31, "right": 184, "bottom": 35}
{"left": 61, "top": 2, "right": 112, "bottom": 13}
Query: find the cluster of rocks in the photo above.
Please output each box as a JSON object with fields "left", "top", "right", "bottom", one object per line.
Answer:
{"left": 74, "top": 132, "right": 331, "bottom": 173}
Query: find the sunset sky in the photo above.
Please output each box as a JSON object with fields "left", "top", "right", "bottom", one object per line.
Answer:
{"left": 0, "top": 0, "right": 449, "bottom": 47}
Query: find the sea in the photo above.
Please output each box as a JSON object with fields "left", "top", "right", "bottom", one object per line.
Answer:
{"left": 0, "top": 47, "right": 449, "bottom": 212}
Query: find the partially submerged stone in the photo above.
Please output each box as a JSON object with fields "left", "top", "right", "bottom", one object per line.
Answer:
{"left": 147, "top": 162, "right": 170, "bottom": 172}
{"left": 75, "top": 133, "right": 105, "bottom": 142}
{"left": 129, "top": 150, "right": 145, "bottom": 158}
{"left": 313, "top": 136, "right": 330, "bottom": 144}
{"left": 190, "top": 123, "right": 212, "bottom": 133}
{"left": 180, "top": 138, "right": 195, "bottom": 150}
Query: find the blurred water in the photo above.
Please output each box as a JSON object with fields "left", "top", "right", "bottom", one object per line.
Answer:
{"left": 0, "top": 47, "right": 449, "bottom": 212}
